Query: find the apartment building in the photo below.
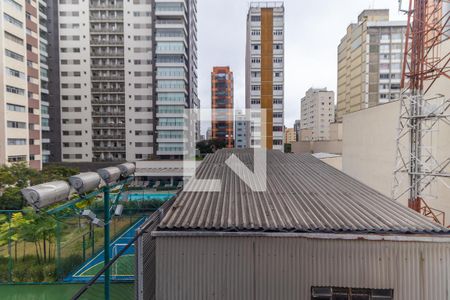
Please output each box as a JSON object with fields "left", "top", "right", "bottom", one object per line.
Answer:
{"left": 300, "top": 88, "right": 335, "bottom": 141}
{"left": 57, "top": 0, "right": 198, "bottom": 162}
{"left": 284, "top": 127, "right": 295, "bottom": 144}
{"left": 211, "top": 66, "right": 233, "bottom": 148}
{"left": 234, "top": 109, "right": 248, "bottom": 149}
{"left": 0, "top": 0, "right": 44, "bottom": 169}
{"left": 336, "top": 9, "right": 406, "bottom": 122}
{"left": 245, "top": 1, "right": 284, "bottom": 151}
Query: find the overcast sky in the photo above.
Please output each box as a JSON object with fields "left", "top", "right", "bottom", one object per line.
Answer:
{"left": 197, "top": 0, "right": 406, "bottom": 131}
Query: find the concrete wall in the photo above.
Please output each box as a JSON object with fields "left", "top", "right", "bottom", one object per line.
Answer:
{"left": 292, "top": 140, "right": 342, "bottom": 155}
{"left": 342, "top": 100, "right": 450, "bottom": 223}
{"left": 156, "top": 235, "right": 450, "bottom": 300}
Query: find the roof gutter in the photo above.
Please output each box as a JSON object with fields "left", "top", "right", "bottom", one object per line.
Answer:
{"left": 152, "top": 230, "right": 450, "bottom": 243}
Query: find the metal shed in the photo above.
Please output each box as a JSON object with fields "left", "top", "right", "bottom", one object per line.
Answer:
{"left": 136, "top": 149, "right": 450, "bottom": 300}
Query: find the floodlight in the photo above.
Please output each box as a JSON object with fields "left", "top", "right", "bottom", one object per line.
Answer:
{"left": 92, "top": 218, "right": 105, "bottom": 227}
{"left": 21, "top": 181, "right": 71, "bottom": 210}
{"left": 117, "top": 163, "right": 135, "bottom": 178}
{"left": 97, "top": 167, "right": 121, "bottom": 184}
{"left": 114, "top": 204, "right": 124, "bottom": 216}
{"left": 69, "top": 172, "right": 101, "bottom": 194}
{"left": 81, "top": 209, "right": 96, "bottom": 220}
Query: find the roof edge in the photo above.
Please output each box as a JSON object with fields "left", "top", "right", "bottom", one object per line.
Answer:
{"left": 152, "top": 231, "right": 450, "bottom": 243}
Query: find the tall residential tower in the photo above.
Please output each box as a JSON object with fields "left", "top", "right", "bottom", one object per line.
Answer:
{"left": 211, "top": 66, "right": 233, "bottom": 148}
{"left": 0, "top": 0, "right": 45, "bottom": 169}
{"left": 245, "top": 1, "right": 284, "bottom": 151}
{"left": 300, "top": 88, "right": 335, "bottom": 141}
{"left": 57, "top": 0, "right": 198, "bottom": 162}
{"left": 336, "top": 9, "right": 406, "bottom": 121}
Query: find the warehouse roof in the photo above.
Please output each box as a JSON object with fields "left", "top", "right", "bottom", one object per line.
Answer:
{"left": 158, "top": 149, "right": 449, "bottom": 234}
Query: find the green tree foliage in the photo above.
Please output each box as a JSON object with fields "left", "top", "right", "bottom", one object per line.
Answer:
{"left": 196, "top": 139, "right": 228, "bottom": 155}
{"left": 284, "top": 143, "right": 292, "bottom": 153}
{"left": 0, "top": 187, "right": 24, "bottom": 210}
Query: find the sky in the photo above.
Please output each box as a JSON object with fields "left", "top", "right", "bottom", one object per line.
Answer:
{"left": 197, "top": 0, "right": 407, "bottom": 131}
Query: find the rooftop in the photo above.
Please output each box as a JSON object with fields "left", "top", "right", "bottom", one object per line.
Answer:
{"left": 158, "top": 149, "right": 448, "bottom": 235}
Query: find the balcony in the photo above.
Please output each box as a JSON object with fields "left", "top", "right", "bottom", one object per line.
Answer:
{"left": 91, "top": 39, "right": 124, "bottom": 45}
{"left": 91, "top": 75, "right": 125, "bottom": 81}
{"left": 92, "top": 123, "right": 125, "bottom": 128}
{"left": 91, "top": 64, "right": 125, "bottom": 69}
{"left": 93, "top": 134, "right": 125, "bottom": 140}
{"left": 92, "top": 110, "right": 125, "bottom": 116}
{"left": 90, "top": 27, "right": 124, "bottom": 33}
{"left": 91, "top": 52, "right": 124, "bottom": 58}
{"left": 91, "top": 87, "right": 125, "bottom": 93}
{"left": 92, "top": 98, "right": 125, "bottom": 105}
{"left": 93, "top": 146, "right": 125, "bottom": 151}
{"left": 90, "top": 15, "right": 123, "bottom": 21}
{"left": 89, "top": 4, "right": 123, "bottom": 10}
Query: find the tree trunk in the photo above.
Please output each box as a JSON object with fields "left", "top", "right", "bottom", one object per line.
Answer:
{"left": 34, "top": 241, "right": 41, "bottom": 264}
{"left": 14, "top": 241, "right": 17, "bottom": 262}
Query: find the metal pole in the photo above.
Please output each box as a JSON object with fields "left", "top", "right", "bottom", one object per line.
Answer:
{"left": 104, "top": 185, "right": 111, "bottom": 300}
{"left": 56, "top": 220, "right": 62, "bottom": 280}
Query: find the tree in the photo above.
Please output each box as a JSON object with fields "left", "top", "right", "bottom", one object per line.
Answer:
{"left": 284, "top": 143, "right": 292, "bottom": 153}
{"left": 196, "top": 139, "right": 228, "bottom": 155}
{"left": 0, "top": 187, "right": 24, "bottom": 210}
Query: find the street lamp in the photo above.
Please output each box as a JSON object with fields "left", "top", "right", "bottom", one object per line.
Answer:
{"left": 21, "top": 181, "right": 71, "bottom": 211}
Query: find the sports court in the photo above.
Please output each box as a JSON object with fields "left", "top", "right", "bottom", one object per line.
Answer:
{"left": 65, "top": 217, "right": 146, "bottom": 282}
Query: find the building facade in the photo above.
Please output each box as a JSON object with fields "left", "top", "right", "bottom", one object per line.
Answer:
{"left": 245, "top": 1, "right": 284, "bottom": 151}
{"left": 300, "top": 88, "right": 335, "bottom": 141}
{"left": 234, "top": 109, "right": 248, "bottom": 149}
{"left": 57, "top": 0, "right": 198, "bottom": 162}
{"left": 284, "top": 127, "right": 295, "bottom": 144}
{"left": 336, "top": 9, "right": 406, "bottom": 122}
{"left": 293, "top": 119, "right": 300, "bottom": 142}
{"left": 211, "top": 66, "right": 233, "bottom": 148}
{"left": 0, "top": 0, "right": 45, "bottom": 169}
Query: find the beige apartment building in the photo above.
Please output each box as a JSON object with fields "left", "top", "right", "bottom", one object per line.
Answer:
{"left": 300, "top": 88, "right": 335, "bottom": 141}
{"left": 284, "top": 127, "right": 295, "bottom": 144}
{"left": 0, "top": 0, "right": 43, "bottom": 169}
{"left": 336, "top": 9, "right": 406, "bottom": 122}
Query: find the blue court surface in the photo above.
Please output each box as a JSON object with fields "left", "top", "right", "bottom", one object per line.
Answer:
{"left": 64, "top": 217, "right": 147, "bottom": 282}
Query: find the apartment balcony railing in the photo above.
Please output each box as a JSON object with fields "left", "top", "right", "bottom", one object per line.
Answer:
{"left": 91, "top": 75, "right": 125, "bottom": 81}
{"left": 92, "top": 123, "right": 125, "bottom": 128}
{"left": 92, "top": 111, "right": 125, "bottom": 116}
{"left": 91, "top": 87, "right": 125, "bottom": 93}
{"left": 90, "top": 15, "right": 123, "bottom": 21}
{"left": 91, "top": 52, "right": 124, "bottom": 57}
{"left": 93, "top": 157, "right": 125, "bottom": 162}
{"left": 91, "top": 64, "right": 125, "bottom": 69}
{"left": 93, "top": 146, "right": 126, "bottom": 151}
{"left": 155, "top": 19, "right": 184, "bottom": 25}
{"left": 90, "top": 28, "right": 124, "bottom": 33}
{"left": 92, "top": 134, "right": 125, "bottom": 140}
{"left": 91, "top": 99, "right": 125, "bottom": 105}
{"left": 89, "top": 4, "right": 123, "bottom": 10}
{"left": 91, "top": 40, "right": 124, "bottom": 45}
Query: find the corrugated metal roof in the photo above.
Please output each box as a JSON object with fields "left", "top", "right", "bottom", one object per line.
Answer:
{"left": 158, "top": 149, "right": 449, "bottom": 234}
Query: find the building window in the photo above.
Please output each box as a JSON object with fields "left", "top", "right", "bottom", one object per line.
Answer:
{"left": 4, "top": 13, "right": 23, "bottom": 28}
{"left": 8, "top": 138, "right": 26, "bottom": 145}
{"left": 7, "top": 121, "right": 26, "bottom": 128}
{"left": 251, "top": 99, "right": 260, "bottom": 104}
{"left": 251, "top": 15, "right": 260, "bottom": 22}
{"left": 273, "top": 44, "right": 283, "bottom": 50}
{"left": 251, "top": 57, "right": 261, "bottom": 64}
{"left": 251, "top": 85, "right": 261, "bottom": 91}
{"left": 7, "top": 103, "right": 26, "bottom": 112}
{"left": 273, "top": 85, "right": 283, "bottom": 91}
{"left": 311, "top": 287, "right": 393, "bottom": 300}
{"left": 5, "top": 49, "right": 24, "bottom": 61}
{"left": 252, "top": 44, "right": 260, "bottom": 50}
{"left": 6, "top": 86, "right": 25, "bottom": 96}
{"left": 5, "top": 0, "right": 22, "bottom": 11}
{"left": 273, "top": 57, "right": 283, "bottom": 63}
{"left": 8, "top": 155, "right": 26, "bottom": 162}
{"left": 4, "top": 31, "right": 23, "bottom": 45}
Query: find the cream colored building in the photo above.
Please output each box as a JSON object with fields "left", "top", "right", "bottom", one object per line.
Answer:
{"left": 0, "top": 0, "right": 43, "bottom": 169}
{"left": 336, "top": 9, "right": 406, "bottom": 122}
{"left": 284, "top": 127, "right": 296, "bottom": 144}
{"left": 300, "top": 88, "right": 335, "bottom": 141}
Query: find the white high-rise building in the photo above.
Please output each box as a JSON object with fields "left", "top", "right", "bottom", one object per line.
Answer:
{"left": 57, "top": 0, "right": 198, "bottom": 162}
{"left": 245, "top": 1, "right": 284, "bottom": 151}
{"left": 300, "top": 88, "right": 335, "bottom": 141}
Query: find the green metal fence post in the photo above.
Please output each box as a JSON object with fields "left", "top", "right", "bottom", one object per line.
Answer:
{"left": 104, "top": 185, "right": 111, "bottom": 300}
{"left": 82, "top": 235, "right": 86, "bottom": 262}
{"left": 56, "top": 220, "right": 62, "bottom": 280}
{"left": 7, "top": 212, "right": 13, "bottom": 282}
